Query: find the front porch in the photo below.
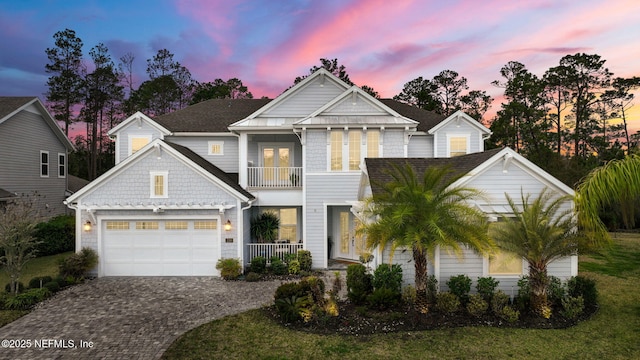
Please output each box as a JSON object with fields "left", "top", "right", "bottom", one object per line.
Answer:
{"left": 247, "top": 242, "right": 304, "bottom": 265}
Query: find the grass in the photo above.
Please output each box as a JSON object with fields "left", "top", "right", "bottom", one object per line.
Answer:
{"left": 0, "top": 252, "right": 72, "bottom": 327}
{"left": 162, "top": 233, "right": 640, "bottom": 360}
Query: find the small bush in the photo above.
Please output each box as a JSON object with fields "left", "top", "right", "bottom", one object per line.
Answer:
{"left": 34, "top": 215, "right": 75, "bottom": 256}
{"left": 58, "top": 247, "right": 99, "bottom": 280}
{"left": 5, "top": 282, "right": 25, "bottom": 294}
{"left": 275, "top": 295, "right": 309, "bottom": 323}
{"left": 346, "top": 264, "right": 373, "bottom": 305}
{"left": 300, "top": 276, "right": 325, "bottom": 304}
{"left": 5, "top": 288, "right": 51, "bottom": 310}
{"left": 284, "top": 253, "right": 297, "bottom": 263}
{"left": 245, "top": 272, "right": 262, "bottom": 282}
{"left": 435, "top": 292, "right": 460, "bottom": 314}
{"left": 367, "top": 287, "right": 401, "bottom": 310}
{"left": 250, "top": 256, "right": 267, "bottom": 274}
{"left": 561, "top": 295, "right": 584, "bottom": 319}
{"left": 28, "top": 276, "right": 53, "bottom": 289}
{"left": 43, "top": 281, "right": 60, "bottom": 293}
{"left": 270, "top": 259, "right": 288, "bottom": 276}
{"left": 372, "top": 264, "right": 403, "bottom": 294}
{"left": 466, "top": 294, "right": 488, "bottom": 317}
{"left": 491, "top": 290, "right": 510, "bottom": 315}
{"left": 215, "top": 258, "right": 242, "bottom": 280}
{"left": 275, "top": 282, "right": 305, "bottom": 301}
{"left": 288, "top": 260, "right": 301, "bottom": 275}
{"left": 515, "top": 276, "right": 530, "bottom": 311}
{"left": 331, "top": 271, "right": 343, "bottom": 295}
{"left": 402, "top": 285, "right": 417, "bottom": 305}
{"left": 547, "top": 276, "right": 566, "bottom": 308}
{"left": 476, "top": 277, "right": 499, "bottom": 301}
{"left": 297, "top": 250, "right": 312, "bottom": 272}
{"left": 501, "top": 305, "right": 520, "bottom": 323}
{"left": 447, "top": 274, "right": 472, "bottom": 304}
{"left": 53, "top": 276, "right": 68, "bottom": 288}
{"left": 567, "top": 276, "right": 597, "bottom": 309}
{"left": 426, "top": 275, "right": 438, "bottom": 303}
{"left": 274, "top": 277, "right": 326, "bottom": 323}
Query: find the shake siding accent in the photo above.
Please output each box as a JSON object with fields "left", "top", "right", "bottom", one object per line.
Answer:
{"left": 305, "top": 173, "right": 361, "bottom": 268}
{"left": 407, "top": 135, "right": 434, "bottom": 157}
{"left": 221, "top": 207, "right": 239, "bottom": 259}
{"left": 117, "top": 122, "right": 164, "bottom": 163}
{"left": 0, "top": 110, "right": 67, "bottom": 216}
{"left": 325, "top": 97, "right": 386, "bottom": 114}
{"left": 434, "top": 121, "right": 481, "bottom": 157}
{"left": 381, "top": 130, "right": 405, "bottom": 157}
{"left": 168, "top": 136, "right": 239, "bottom": 173}
{"left": 263, "top": 78, "right": 345, "bottom": 116}
{"left": 305, "top": 130, "right": 327, "bottom": 172}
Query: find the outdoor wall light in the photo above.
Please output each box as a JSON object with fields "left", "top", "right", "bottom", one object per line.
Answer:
{"left": 224, "top": 219, "right": 232, "bottom": 231}
{"left": 83, "top": 220, "right": 92, "bottom": 232}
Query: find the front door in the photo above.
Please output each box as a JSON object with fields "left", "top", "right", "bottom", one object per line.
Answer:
{"left": 335, "top": 208, "right": 365, "bottom": 261}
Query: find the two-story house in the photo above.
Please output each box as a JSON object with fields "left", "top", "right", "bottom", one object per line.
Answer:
{"left": 65, "top": 69, "right": 576, "bottom": 291}
{"left": 0, "top": 97, "right": 74, "bottom": 216}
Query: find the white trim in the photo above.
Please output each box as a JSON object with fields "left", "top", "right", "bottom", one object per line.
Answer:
{"left": 446, "top": 133, "right": 471, "bottom": 157}
{"left": 40, "top": 150, "right": 49, "bottom": 177}
{"left": 208, "top": 141, "right": 224, "bottom": 155}
{"left": 258, "top": 142, "right": 294, "bottom": 167}
{"left": 57, "top": 152, "right": 66, "bottom": 178}
{"left": 150, "top": 171, "right": 168, "bottom": 198}
{"left": 108, "top": 111, "right": 171, "bottom": 136}
{"left": 428, "top": 110, "right": 492, "bottom": 135}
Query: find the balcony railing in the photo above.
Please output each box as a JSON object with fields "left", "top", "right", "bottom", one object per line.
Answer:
{"left": 248, "top": 167, "right": 302, "bottom": 188}
{"left": 247, "top": 242, "right": 304, "bottom": 265}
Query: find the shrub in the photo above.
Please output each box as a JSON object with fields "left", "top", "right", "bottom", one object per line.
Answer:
{"left": 447, "top": 274, "right": 472, "bottom": 304}
{"left": 275, "top": 295, "right": 309, "bottom": 323}
{"left": 435, "top": 292, "right": 460, "bottom": 314}
{"left": 34, "top": 215, "right": 74, "bottom": 256}
{"left": 28, "top": 276, "right": 53, "bottom": 289}
{"left": 58, "top": 247, "right": 99, "bottom": 280}
{"left": 567, "top": 276, "right": 597, "bottom": 309}
{"left": 561, "top": 295, "right": 584, "bottom": 319}
{"left": 367, "top": 287, "right": 401, "bottom": 310}
{"left": 515, "top": 276, "right": 530, "bottom": 311}
{"left": 300, "top": 276, "right": 326, "bottom": 304}
{"left": 426, "top": 275, "right": 438, "bottom": 303}
{"left": 501, "top": 305, "right": 520, "bottom": 323}
{"left": 476, "top": 277, "right": 499, "bottom": 301}
{"left": 215, "top": 258, "right": 242, "bottom": 280}
{"left": 288, "top": 260, "right": 301, "bottom": 275}
{"left": 346, "top": 264, "right": 373, "bottom": 305}
{"left": 466, "top": 294, "right": 488, "bottom": 317}
{"left": 402, "top": 285, "right": 417, "bottom": 306}
{"left": 547, "top": 275, "right": 566, "bottom": 308}
{"left": 274, "top": 282, "right": 306, "bottom": 301}
{"left": 4, "top": 288, "right": 51, "bottom": 310}
{"left": 43, "top": 281, "right": 60, "bottom": 293}
{"left": 53, "top": 276, "right": 68, "bottom": 288}
{"left": 250, "top": 256, "right": 266, "bottom": 274}
{"left": 297, "top": 250, "right": 312, "bottom": 272}
{"left": 5, "top": 282, "right": 25, "bottom": 294}
{"left": 491, "top": 290, "right": 510, "bottom": 315}
{"left": 274, "top": 277, "right": 326, "bottom": 323}
{"left": 270, "top": 258, "right": 288, "bottom": 276}
{"left": 245, "top": 272, "right": 262, "bottom": 282}
{"left": 372, "top": 264, "right": 403, "bottom": 294}
{"left": 284, "top": 253, "right": 297, "bottom": 263}
{"left": 331, "top": 271, "right": 343, "bottom": 295}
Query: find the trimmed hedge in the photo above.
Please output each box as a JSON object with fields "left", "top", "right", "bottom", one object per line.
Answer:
{"left": 34, "top": 215, "right": 75, "bottom": 256}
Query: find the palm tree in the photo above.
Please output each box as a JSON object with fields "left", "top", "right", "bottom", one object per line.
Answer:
{"left": 362, "top": 163, "right": 493, "bottom": 297}
{"left": 490, "top": 189, "right": 579, "bottom": 314}
{"left": 576, "top": 155, "right": 640, "bottom": 235}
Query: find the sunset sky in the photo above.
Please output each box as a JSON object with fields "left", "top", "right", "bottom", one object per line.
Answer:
{"left": 1, "top": 0, "right": 639, "bottom": 127}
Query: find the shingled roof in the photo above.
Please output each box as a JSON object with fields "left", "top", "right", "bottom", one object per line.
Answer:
{"left": 153, "top": 98, "right": 272, "bottom": 132}
{"left": 379, "top": 99, "right": 447, "bottom": 132}
{"left": 364, "top": 148, "right": 504, "bottom": 197}
{"left": 164, "top": 141, "right": 255, "bottom": 200}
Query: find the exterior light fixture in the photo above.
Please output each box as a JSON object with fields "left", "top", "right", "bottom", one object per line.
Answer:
{"left": 83, "top": 220, "right": 92, "bottom": 232}
{"left": 224, "top": 219, "right": 232, "bottom": 231}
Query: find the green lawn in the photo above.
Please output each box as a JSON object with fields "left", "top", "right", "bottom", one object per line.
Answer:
{"left": 0, "top": 252, "right": 72, "bottom": 327}
{"left": 162, "top": 234, "right": 640, "bottom": 360}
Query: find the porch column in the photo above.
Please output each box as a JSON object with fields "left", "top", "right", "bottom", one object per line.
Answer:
{"left": 239, "top": 132, "right": 248, "bottom": 188}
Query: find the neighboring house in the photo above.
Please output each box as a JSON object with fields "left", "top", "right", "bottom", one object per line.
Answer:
{"left": 0, "top": 97, "right": 74, "bottom": 216}
{"left": 65, "top": 69, "right": 577, "bottom": 287}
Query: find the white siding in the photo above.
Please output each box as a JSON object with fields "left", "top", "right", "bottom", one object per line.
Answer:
{"left": 433, "top": 120, "right": 482, "bottom": 157}
{"left": 407, "top": 134, "right": 434, "bottom": 157}
{"left": 438, "top": 247, "right": 484, "bottom": 292}
{"left": 168, "top": 135, "right": 240, "bottom": 173}
{"left": 263, "top": 77, "right": 345, "bottom": 117}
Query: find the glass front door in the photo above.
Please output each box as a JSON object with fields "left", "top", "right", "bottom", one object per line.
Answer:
{"left": 336, "top": 208, "right": 365, "bottom": 260}
{"left": 262, "top": 146, "right": 291, "bottom": 184}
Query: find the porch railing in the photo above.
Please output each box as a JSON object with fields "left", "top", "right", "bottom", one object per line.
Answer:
{"left": 248, "top": 167, "right": 302, "bottom": 188}
{"left": 247, "top": 243, "right": 304, "bottom": 265}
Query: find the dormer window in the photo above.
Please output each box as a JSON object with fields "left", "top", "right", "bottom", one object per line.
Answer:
{"left": 447, "top": 134, "right": 470, "bottom": 157}
{"left": 129, "top": 135, "right": 152, "bottom": 156}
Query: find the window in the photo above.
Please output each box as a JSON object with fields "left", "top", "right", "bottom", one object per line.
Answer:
{"left": 489, "top": 251, "right": 523, "bottom": 275}
{"left": 58, "top": 153, "right": 66, "bottom": 178}
{"left": 330, "top": 131, "right": 342, "bottom": 171}
{"left": 330, "top": 129, "right": 380, "bottom": 171}
{"left": 106, "top": 221, "right": 130, "bottom": 230}
{"left": 129, "top": 135, "right": 151, "bottom": 155}
{"left": 208, "top": 141, "right": 224, "bottom": 155}
{"left": 165, "top": 221, "right": 188, "bottom": 230}
{"left": 448, "top": 136, "right": 468, "bottom": 157}
{"left": 136, "top": 221, "right": 159, "bottom": 230}
{"left": 194, "top": 221, "right": 217, "bottom": 230}
{"left": 150, "top": 171, "right": 168, "bottom": 198}
{"left": 40, "top": 151, "right": 49, "bottom": 177}
{"left": 261, "top": 208, "right": 298, "bottom": 242}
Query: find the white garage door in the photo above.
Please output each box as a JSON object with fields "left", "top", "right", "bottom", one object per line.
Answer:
{"left": 102, "top": 219, "right": 219, "bottom": 276}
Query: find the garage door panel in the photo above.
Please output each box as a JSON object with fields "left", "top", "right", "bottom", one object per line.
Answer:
{"left": 102, "top": 219, "right": 219, "bottom": 276}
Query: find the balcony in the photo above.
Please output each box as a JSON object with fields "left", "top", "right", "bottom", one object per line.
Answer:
{"left": 248, "top": 167, "right": 302, "bottom": 189}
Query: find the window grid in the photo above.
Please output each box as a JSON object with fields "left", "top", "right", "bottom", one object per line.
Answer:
{"left": 136, "top": 221, "right": 159, "bottom": 230}
{"left": 40, "top": 151, "right": 49, "bottom": 177}
{"left": 330, "top": 131, "right": 342, "bottom": 171}
{"left": 208, "top": 141, "right": 224, "bottom": 155}
{"left": 154, "top": 175, "right": 164, "bottom": 196}
{"left": 106, "top": 221, "right": 130, "bottom": 230}
{"left": 165, "top": 221, "right": 188, "bottom": 230}
{"left": 449, "top": 137, "right": 468, "bottom": 157}
{"left": 58, "top": 153, "right": 66, "bottom": 178}
{"left": 194, "top": 221, "right": 217, "bottom": 230}
{"left": 367, "top": 130, "right": 379, "bottom": 158}
{"left": 348, "top": 131, "right": 361, "bottom": 170}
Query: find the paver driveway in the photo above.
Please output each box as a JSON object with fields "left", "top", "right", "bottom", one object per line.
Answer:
{"left": 0, "top": 277, "right": 281, "bottom": 359}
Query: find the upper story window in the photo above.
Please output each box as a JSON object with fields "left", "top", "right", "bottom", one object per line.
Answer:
{"left": 150, "top": 171, "right": 168, "bottom": 198}
{"left": 129, "top": 135, "right": 151, "bottom": 156}
{"left": 208, "top": 141, "right": 224, "bottom": 155}
{"left": 448, "top": 135, "right": 469, "bottom": 157}
{"left": 330, "top": 129, "right": 381, "bottom": 171}
{"left": 58, "top": 153, "right": 66, "bottom": 178}
{"left": 40, "top": 151, "right": 49, "bottom": 177}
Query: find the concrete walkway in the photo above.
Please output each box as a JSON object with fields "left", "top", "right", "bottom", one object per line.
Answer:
{"left": 0, "top": 277, "right": 281, "bottom": 360}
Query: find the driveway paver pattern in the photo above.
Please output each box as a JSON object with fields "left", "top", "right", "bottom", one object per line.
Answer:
{"left": 0, "top": 277, "right": 281, "bottom": 359}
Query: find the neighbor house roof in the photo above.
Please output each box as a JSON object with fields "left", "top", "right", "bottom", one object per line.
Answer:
{"left": 364, "top": 148, "right": 504, "bottom": 197}
{"left": 164, "top": 141, "right": 255, "bottom": 200}
{"left": 67, "top": 175, "right": 90, "bottom": 194}
{"left": 0, "top": 188, "right": 17, "bottom": 201}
